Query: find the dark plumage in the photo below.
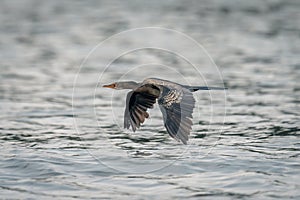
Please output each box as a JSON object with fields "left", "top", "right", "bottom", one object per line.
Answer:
{"left": 103, "top": 78, "right": 226, "bottom": 144}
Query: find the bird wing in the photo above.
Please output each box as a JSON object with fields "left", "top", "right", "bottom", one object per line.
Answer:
{"left": 124, "top": 84, "right": 160, "bottom": 132}
{"left": 158, "top": 86, "right": 195, "bottom": 144}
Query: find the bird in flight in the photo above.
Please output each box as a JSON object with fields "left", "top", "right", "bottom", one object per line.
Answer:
{"left": 103, "top": 78, "right": 226, "bottom": 144}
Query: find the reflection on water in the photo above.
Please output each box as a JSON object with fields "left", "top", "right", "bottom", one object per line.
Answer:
{"left": 1, "top": 0, "right": 299, "bottom": 199}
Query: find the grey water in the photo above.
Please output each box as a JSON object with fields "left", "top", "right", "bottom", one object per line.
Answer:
{"left": 1, "top": 0, "right": 299, "bottom": 199}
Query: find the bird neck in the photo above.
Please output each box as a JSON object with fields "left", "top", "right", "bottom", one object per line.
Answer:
{"left": 117, "top": 81, "right": 139, "bottom": 90}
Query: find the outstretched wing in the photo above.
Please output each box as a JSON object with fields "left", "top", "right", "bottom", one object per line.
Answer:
{"left": 158, "top": 86, "right": 195, "bottom": 144}
{"left": 124, "top": 84, "right": 160, "bottom": 132}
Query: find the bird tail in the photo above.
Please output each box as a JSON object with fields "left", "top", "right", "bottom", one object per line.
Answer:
{"left": 186, "top": 86, "right": 227, "bottom": 92}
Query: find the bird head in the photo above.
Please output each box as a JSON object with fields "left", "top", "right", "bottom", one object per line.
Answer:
{"left": 102, "top": 81, "right": 139, "bottom": 90}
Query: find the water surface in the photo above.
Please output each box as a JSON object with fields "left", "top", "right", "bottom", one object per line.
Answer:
{"left": 0, "top": 0, "right": 299, "bottom": 199}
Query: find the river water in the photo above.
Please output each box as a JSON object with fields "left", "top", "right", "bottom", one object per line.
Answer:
{"left": 0, "top": 0, "right": 299, "bottom": 199}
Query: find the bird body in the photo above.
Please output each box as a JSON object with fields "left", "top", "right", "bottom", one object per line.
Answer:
{"left": 103, "top": 78, "right": 226, "bottom": 144}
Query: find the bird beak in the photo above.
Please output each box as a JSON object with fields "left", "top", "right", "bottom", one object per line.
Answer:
{"left": 102, "top": 83, "right": 116, "bottom": 89}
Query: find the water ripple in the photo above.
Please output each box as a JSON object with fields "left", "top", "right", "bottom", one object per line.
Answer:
{"left": 1, "top": 0, "right": 300, "bottom": 199}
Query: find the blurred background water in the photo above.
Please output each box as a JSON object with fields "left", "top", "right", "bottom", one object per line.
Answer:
{"left": 0, "top": 0, "right": 299, "bottom": 199}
